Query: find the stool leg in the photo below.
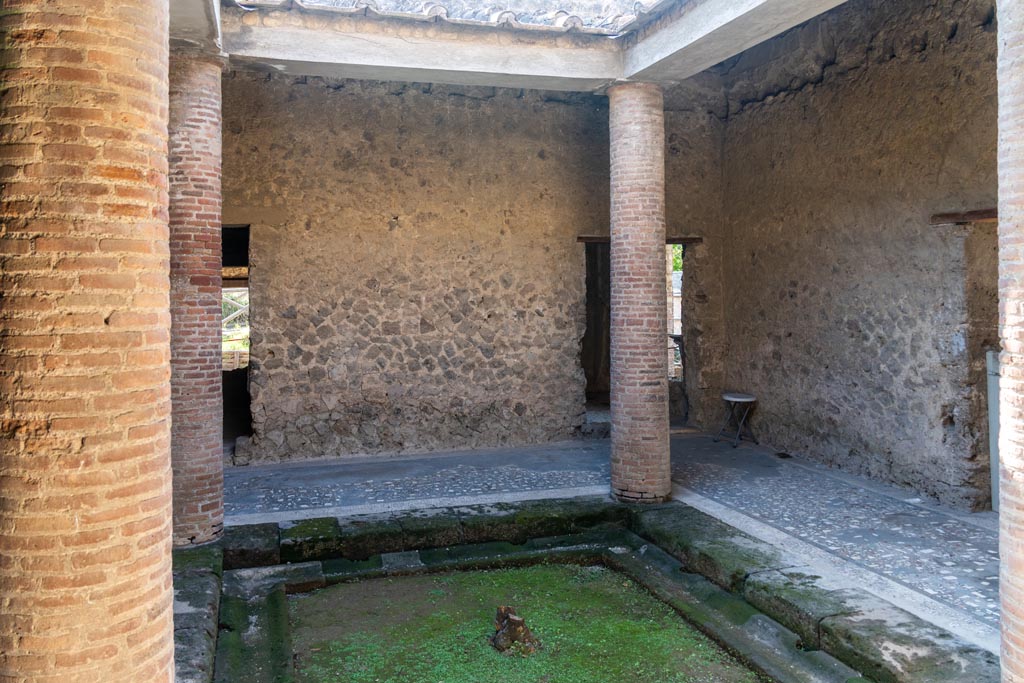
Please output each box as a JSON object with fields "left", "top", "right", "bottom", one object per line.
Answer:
{"left": 743, "top": 413, "right": 758, "bottom": 445}
{"left": 733, "top": 403, "right": 755, "bottom": 448}
{"left": 713, "top": 402, "right": 735, "bottom": 443}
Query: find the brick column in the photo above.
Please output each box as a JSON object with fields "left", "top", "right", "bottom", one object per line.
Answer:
{"left": 169, "top": 51, "right": 225, "bottom": 547}
{"left": 1000, "top": 2, "right": 1024, "bottom": 678}
{"left": 608, "top": 82, "right": 671, "bottom": 502}
{"left": 0, "top": 0, "right": 173, "bottom": 681}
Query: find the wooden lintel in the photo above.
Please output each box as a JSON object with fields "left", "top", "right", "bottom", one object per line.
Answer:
{"left": 577, "top": 235, "right": 704, "bottom": 245}
{"left": 929, "top": 209, "right": 998, "bottom": 226}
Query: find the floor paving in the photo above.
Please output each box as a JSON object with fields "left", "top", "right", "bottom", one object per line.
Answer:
{"left": 223, "top": 428, "right": 1001, "bottom": 653}
{"left": 668, "top": 431, "right": 999, "bottom": 653}
{"left": 224, "top": 439, "right": 610, "bottom": 524}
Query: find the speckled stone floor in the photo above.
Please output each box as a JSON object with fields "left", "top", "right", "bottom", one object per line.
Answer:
{"left": 223, "top": 439, "right": 611, "bottom": 524}
{"left": 223, "top": 429, "right": 1000, "bottom": 650}
{"left": 671, "top": 435, "right": 1000, "bottom": 623}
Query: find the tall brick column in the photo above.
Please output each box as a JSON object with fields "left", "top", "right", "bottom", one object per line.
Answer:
{"left": 0, "top": 0, "right": 174, "bottom": 681}
{"left": 1000, "top": 2, "right": 1024, "bottom": 678}
{"left": 169, "top": 51, "right": 225, "bottom": 546}
{"left": 608, "top": 82, "right": 671, "bottom": 502}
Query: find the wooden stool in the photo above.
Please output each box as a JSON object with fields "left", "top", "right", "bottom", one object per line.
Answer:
{"left": 714, "top": 392, "right": 758, "bottom": 448}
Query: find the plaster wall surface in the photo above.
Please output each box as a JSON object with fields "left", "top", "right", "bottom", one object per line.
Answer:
{"left": 717, "top": 0, "right": 998, "bottom": 508}
{"left": 223, "top": 75, "right": 610, "bottom": 461}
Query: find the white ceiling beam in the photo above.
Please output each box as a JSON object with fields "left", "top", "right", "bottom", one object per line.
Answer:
{"left": 624, "top": 0, "right": 848, "bottom": 82}
{"left": 222, "top": 19, "right": 624, "bottom": 92}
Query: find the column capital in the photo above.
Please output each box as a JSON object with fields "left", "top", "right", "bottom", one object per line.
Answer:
{"left": 606, "top": 81, "right": 664, "bottom": 97}
{"left": 606, "top": 80, "right": 663, "bottom": 100}
{"left": 171, "top": 46, "right": 230, "bottom": 72}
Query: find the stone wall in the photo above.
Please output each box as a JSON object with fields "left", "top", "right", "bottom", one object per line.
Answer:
{"left": 223, "top": 75, "right": 611, "bottom": 461}
{"left": 716, "top": 0, "right": 998, "bottom": 508}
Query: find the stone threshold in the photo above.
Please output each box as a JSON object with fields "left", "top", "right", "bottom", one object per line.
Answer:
{"left": 174, "top": 496, "right": 1000, "bottom": 683}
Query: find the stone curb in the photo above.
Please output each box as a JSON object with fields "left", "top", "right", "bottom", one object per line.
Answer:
{"left": 173, "top": 544, "right": 224, "bottom": 683}
{"left": 222, "top": 496, "right": 630, "bottom": 569}
{"left": 629, "top": 503, "right": 1000, "bottom": 683}
{"left": 216, "top": 570, "right": 306, "bottom": 683}
{"left": 817, "top": 590, "right": 1000, "bottom": 683}
{"left": 743, "top": 568, "right": 858, "bottom": 649}
{"left": 629, "top": 503, "right": 789, "bottom": 591}
{"left": 604, "top": 540, "right": 867, "bottom": 683}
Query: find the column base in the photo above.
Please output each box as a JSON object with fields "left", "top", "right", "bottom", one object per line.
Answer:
{"left": 613, "top": 489, "right": 673, "bottom": 504}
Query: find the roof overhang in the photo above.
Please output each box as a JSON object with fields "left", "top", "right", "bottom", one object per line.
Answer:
{"left": 223, "top": 10, "right": 623, "bottom": 91}
{"left": 172, "top": 0, "right": 224, "bottom": 52}
{"left": 220, "top": 0, "right": 849, "bottom": 91}
{"left": 623, "top": 0, "right": 849, "bottom": 82}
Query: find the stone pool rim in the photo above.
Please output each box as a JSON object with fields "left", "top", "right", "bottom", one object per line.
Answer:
{"left": 172, "top": 496, "right": 1000, "bottom": 683}
{"left": 217, "top": 530, "right": 860, "bottom": 683}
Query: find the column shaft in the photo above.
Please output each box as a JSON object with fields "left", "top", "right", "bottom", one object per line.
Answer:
{"left": 0, "top": 0, "right": 173, "bottom": 680}
{"left": 608, "top": 82, "right": 671, "bottom": 502}
{"left": 169, "top": 52, "right": 225, "bottom": 546}
{"left": 1000, "top": 2, "right": 1024, "bottom": 678}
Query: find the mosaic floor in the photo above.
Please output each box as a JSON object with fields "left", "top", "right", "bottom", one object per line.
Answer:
{"left": 224, "top": 439, "right": 610, "bottom": 523}
{"left": 224, "top": 429, "right": 1000, "bottom": 648}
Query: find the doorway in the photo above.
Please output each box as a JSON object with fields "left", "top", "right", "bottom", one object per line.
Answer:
{"left": 223, "top": 225, "right": 252, "bottom": 453}
{"left": 579, "top": 239, "right": 689, "bottom": 431}
{"left": 581, "top": 242, "right": 611, "bottom": 406}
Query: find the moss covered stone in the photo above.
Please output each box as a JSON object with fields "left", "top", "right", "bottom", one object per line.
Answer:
{"left": 396, "top": 510, "right": 464, "bottom": 550}
{"left": 321, "top": 555, "right": 385, "bottom": 582}
{"left": 419, "top": 541, "right": 524, "bottom": 566}
{"left": 224, "top": 523, "right": 280, "bottom": 569}
{"left": 173, "top": 564, "right": 221, "bottom": 683}
{"left": 173, "top": 543, "right": 223, "bottom": 576}
{"left": 279, "top": 517, "right": 343, "bottom": 563}
{"left": 743, "top": 570, "right": 857, "bottom": 649}
{"left": 631, "top": 504, "right": 785, "bottom": 591}
{"left": 214, "top": 587, "right": 294, "bottom": 683}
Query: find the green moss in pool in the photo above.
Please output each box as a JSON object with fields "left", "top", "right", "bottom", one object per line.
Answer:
{"left": 289, "top": 564, "right": 766, "bottom": 683}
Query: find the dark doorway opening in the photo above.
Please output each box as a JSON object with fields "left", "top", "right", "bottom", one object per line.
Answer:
{"left": 579, "top": 237, "right": 697, "bottom": 431}
{"left": 580, "top": 241, "right": 611, "bottom": 436}
{"left": 581, "top": 242, "right": 611, "bottom": 406}
{"left": 223, "top": 225, "right": 252, "bottom": 450}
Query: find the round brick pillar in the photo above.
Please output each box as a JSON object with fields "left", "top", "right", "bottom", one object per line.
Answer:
{"left": 607, "top": 82, "right": 671, "bottom": 503}
{"left": 169, "top": 51, "right": 225, "bottom": 547}
{"left": 0, "top": 0, "right": 174, "bottom": 681}
{"left": 999, "top": 2, "right": 1024, "bottom": 678}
